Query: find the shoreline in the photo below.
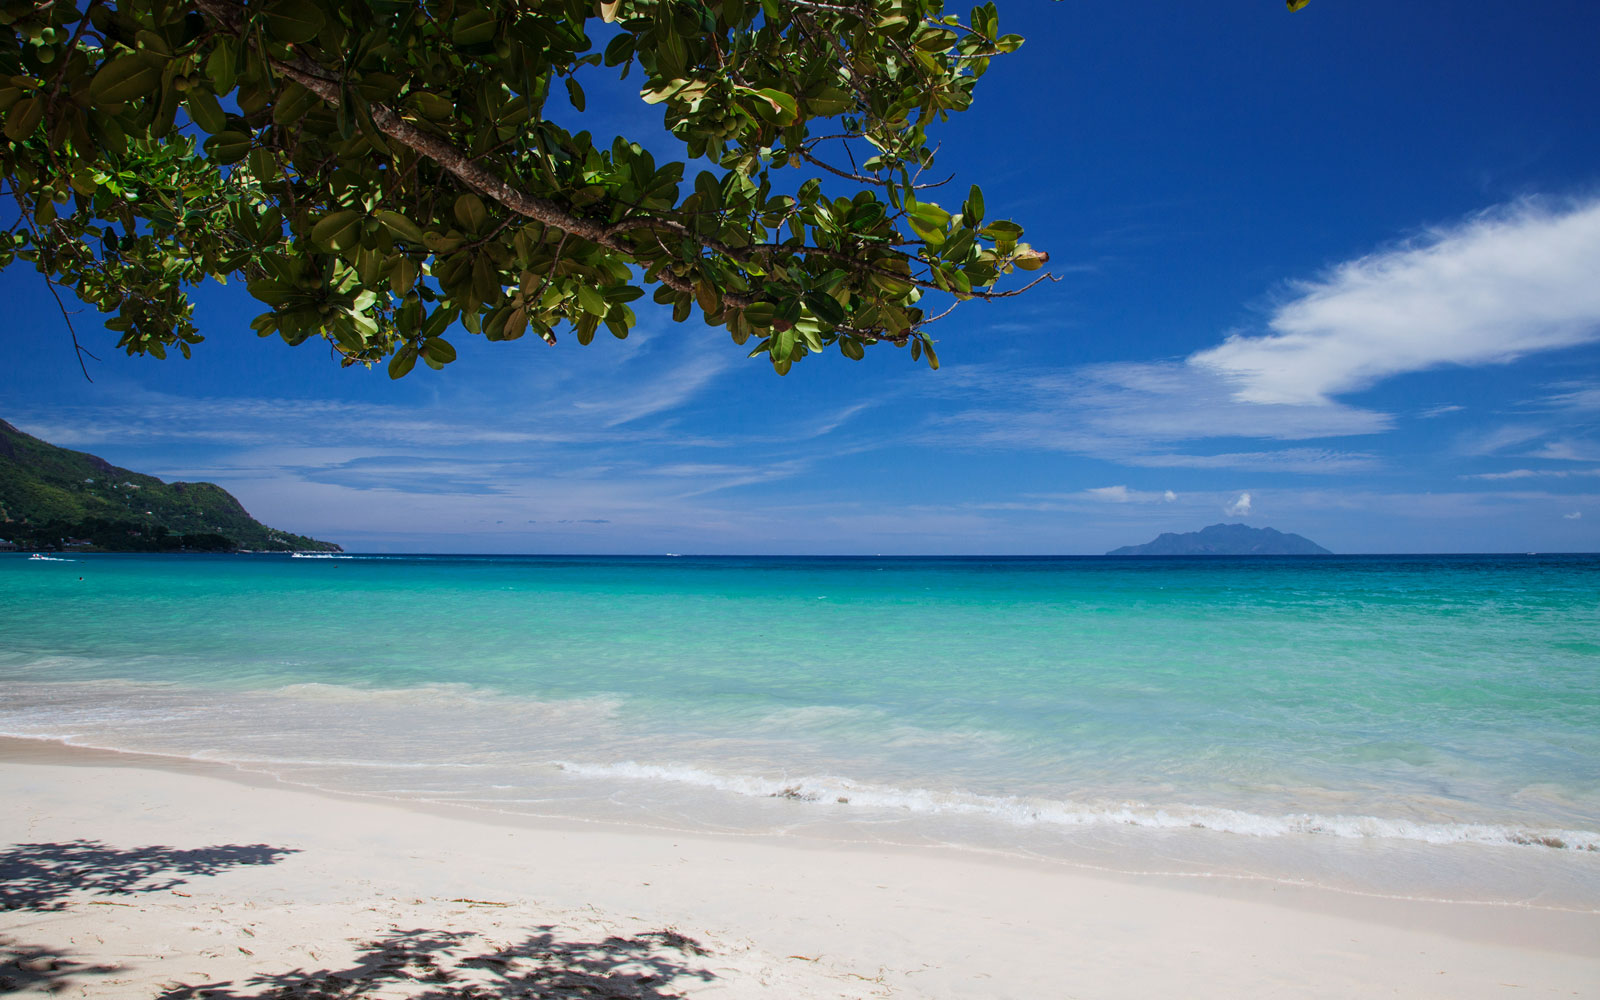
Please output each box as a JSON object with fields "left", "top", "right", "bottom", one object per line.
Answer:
{"left": 5, "top": 731, "right": 1599, "bottom": 913}
{"left": 4, "top": 701, "right": 1597, "bottom": 913}
{"left": 3, "top": 736, "right": 1597, "bottom": 998}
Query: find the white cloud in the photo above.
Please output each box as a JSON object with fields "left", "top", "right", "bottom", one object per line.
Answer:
{"left": 1064, "top": 362, "right": 1391, "bottom": 441}
{"left": 1084, "top": 485, "right": 1136, "bottom": 502}
{"left": 1225, "top": 491, "right": 1252, "bottom": 516}
{"left": 1534, "top": 380, "right": 1600, "bottom": 411}
{"left": 1190, "top": 198, "right": 1600, "bottom": 405}
{"left": 1565, "top": 511, "right": 1583, "bottom": 519}
{"left": 1024, "top": 485, "right": 1183, "bottom": 505}
{"left": 1457, "top": 424, "right": 1548, "bottom": 457}
{"left": 1125, "top": 448, "right": 1380, "bottom": 473}
{"left": 575, "top": 344, "right": 732, "bottom": 427}
{"left": 924, "top": 198, "right": 1600, "bottom": 474}
{"left": 1075, "top": 485, "right": 1179, "bottom": 503}
{"left": 1526, "top": 440, "right": 1600, "bottom": 462}
{"left": 929, "top": 361, "right": 1391, "bottom": 472}
{"left": 1460, "top": 467, "right": 1600, "bottom": 480}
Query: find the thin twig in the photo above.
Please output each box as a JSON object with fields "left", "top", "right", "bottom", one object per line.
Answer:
{"left": 44, "top": 270, "right": 98, "bottom": 381}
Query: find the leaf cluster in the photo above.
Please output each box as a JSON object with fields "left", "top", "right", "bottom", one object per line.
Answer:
{"left": 1, "top": 0, "right": 1051, "bottom": 376}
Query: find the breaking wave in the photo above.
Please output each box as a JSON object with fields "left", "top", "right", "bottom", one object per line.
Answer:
{"left": 551, "top": 759, "right": 1600, "bottom": 853}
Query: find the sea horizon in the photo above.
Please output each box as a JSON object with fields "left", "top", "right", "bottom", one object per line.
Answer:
{"left": 23, "top": 549, "right": 1600, "bottom": 558}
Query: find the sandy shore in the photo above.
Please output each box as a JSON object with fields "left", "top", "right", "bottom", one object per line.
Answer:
{"left": 1, "top": 738, "right": 1595, "bottom": 998}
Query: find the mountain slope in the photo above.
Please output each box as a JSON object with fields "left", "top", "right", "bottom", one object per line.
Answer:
{"left": 0, "top": 419, "right": 339, "bottom": 552}
{"left": 1107, "top": 523, "right": 1331, "bottom": 556}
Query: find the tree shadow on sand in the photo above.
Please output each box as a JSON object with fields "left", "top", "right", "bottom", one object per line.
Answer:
{"left": 0, "top": 936, "right": 122, "bottom": 994}
{"left": 0, "top": 839, "right": 299, "bottom": 912}
{"left": 154, "top": 924, "right": 719, "bottom": 999}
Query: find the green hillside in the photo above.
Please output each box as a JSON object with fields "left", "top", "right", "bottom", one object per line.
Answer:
{"left": 0, "top": 419, "right": 340, "bottom": 552}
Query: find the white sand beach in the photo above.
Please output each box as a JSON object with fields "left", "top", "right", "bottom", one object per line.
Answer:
{"left": 1, "top": 738, "right": 1595, "bottom": 998}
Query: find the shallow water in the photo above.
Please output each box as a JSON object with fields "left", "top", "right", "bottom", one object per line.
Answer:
{"left": 3, "top": 552, "right": 1597, "bottom": 906}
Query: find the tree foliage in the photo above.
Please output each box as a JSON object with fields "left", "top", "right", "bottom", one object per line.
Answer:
{"left": 0, "top": 0, "right": 1060, "bottom": 377}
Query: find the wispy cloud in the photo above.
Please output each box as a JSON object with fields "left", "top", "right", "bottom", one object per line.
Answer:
{"left": 1066, "top": 485, "right": 1180, "bottom": 503}
{"left": 1419, "top": 404, "right": 1465, "bottom": 419}
{"left": 1460, "top": 467, "right": 1600, "bottom": 480}
{"left": 1456, "top": 423, "right": 1549, "bottom": 457}
{"left": 574, "top": 344, "right": 733, "bottom": 427}
{"left": 1124, "top": 448, "right": 1380, "bottom": 473}
{"left": 927, "top": 360, "right": 1390, "bottom": 472}
{"left": 1224, "top": 491, "right": 1253, "bottom": 516}
{"left": 1190, "top": 198, "right": 1600, "bottom": 405}
{"left": 1525, "top": 440, "right": 1600, "bottom": 462}
{"left": 1536, "top": 380, "right": 1600, "bottom": 411}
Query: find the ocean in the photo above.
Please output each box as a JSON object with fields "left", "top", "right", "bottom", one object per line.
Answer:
{"left": 4, "top": 552, "right": 1597, "bottom": 908}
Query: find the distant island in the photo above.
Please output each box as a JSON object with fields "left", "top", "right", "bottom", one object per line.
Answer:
{"left": 1107, "top": 523, "right": 1332, "bottom": 556}
{"left": 0, "top": 419, "right": 340, "bottom": 553}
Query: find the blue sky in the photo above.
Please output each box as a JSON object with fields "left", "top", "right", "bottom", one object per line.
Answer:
{"left": 5, "top": 0, "right": 1600, "bottom": 553}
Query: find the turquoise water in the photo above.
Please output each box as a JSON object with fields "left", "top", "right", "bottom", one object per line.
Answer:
{"left": 3, "top": 553, "right": 1598, "bottom": 904}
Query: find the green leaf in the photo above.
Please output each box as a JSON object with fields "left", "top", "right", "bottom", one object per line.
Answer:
{"left": 908, "top": 200, "right": 952, "bottom": 229}
{"left": 1287, "top": 0, "right": 1311, "bottom": 9}
{"left": 451, "top": 9, "right": 498, "bottom": 48}
{"left": 374, "top": 210, "right": 425, "bottom": 244}
{"left": 271, "top": 82, "right": 320, "bottom": 126}
{"left": 848, "top": 201, "right": 886, "bottom": 229}
{"left": 806, "top": 85, "right": 852, "bottom": 117}
{"left": 247, "top": 146, "right": 277, "bottom": 181}
{"left": 742, "top": 302, "right": 776, "bottom": 327}
{"left": 454, "top": 193, "right": 488, "bottom": 234}
{"left": 906, "top": 213, "right": 946, "bottom": 246}
{"left": 748, "top": 88, "right": 798, "bottom": 125}
{"left": 388, "top": 345, "right": 418, "bottom": 379}
{"left": 964, "top": 185, "right": 985, "bottom": 227}
{"left": 311, "top": 209, "right": 363, "bottom": 250}
{"left": 204, "top": 130, "right": 253, "bottom": 165}
{"left": 89, "top": 56, "right": 161, "bottom": 105}
{"left": 979, "top": 219, "right": 1023, "bottom": 240}
{"left": 422, "top": 337, "right": 457, "bottom": 364}
{"left": 565, "top": 77, "right": 586, "bottom": 112}
{"left": 658, "top": 30, "right": 688, "bottom": 77}
{"left": 3, "top": 95, "right": 42, "bottom": 141}
{"left": 410, "top": 91, "right": 454, "bottom": 120}
{"left": 803, "top": 291, "right": 845, "bottom": 327}
{"left": 604, "top": 285, "right": 645, "bottom": 303}
{"left": 603, "top": 33, "right": 635, "bottom": 67}
{"left": 205, "top": 44, "right": 236, "bottom": 93}
{"left": 185, "top": 90, "right": 227, "bottom": 134}
{"left": 264, "top": 0, "right": 326, "bottom": 44}
{"left": 576, "top": 284, "right": 607, "bottom": 316}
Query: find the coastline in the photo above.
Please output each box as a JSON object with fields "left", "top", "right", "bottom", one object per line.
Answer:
{"left": 4, "top": 737, "right": 1596, "bottom": 998}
